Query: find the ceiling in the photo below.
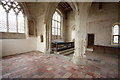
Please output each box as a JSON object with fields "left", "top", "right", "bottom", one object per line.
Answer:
{"left": 92, "top": 2, "right": 103, "bottom": 10}
{"left": 57, "top": 2, "right": 73, "bottom": 14}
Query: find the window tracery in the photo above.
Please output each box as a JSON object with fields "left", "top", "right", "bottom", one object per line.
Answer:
{"left": 0, "top": 0, "right": 24, "bottom": 33}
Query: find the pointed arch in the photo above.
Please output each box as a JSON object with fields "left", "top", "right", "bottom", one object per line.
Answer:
{"left": 44, "top": 2, "right": 79, "bottom": 24}
{"left": 44, "top": 2, "right": 79, "bottom": 52}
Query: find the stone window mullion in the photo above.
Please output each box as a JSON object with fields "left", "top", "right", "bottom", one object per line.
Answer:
{"left": 6, "top": 11, "right": 9, "bottom": 32}
{"left": 52, "top": 11, "right": 62, "bottom": 39}
{"left": 16, "top": 14, "right": 18, "bottom": 32}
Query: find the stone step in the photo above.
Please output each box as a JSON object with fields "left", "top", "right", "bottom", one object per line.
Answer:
{"left": 86, "top": 48, "right": 93, "bottom": 52}
{"left": 57, "top": 48, "right": 74, "bottom": 54}
{"left": 63, "top": 50, "right": 74, "bottom": 56}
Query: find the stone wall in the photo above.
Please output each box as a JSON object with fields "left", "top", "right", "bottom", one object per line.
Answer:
{"left": 65, "top": 11, "right": 75, "bottom": 42}
{"left": 87, "top": 2, "right": 118, "bottom": 46}
{"left": 65, "top": 2, "right": 118, "bottom": 46}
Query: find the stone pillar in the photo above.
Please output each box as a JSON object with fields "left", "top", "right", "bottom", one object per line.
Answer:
{"left": 48, "top": 20, "right": 52, "bottom": 54}
{"left": 44, "top": 2, "right": 59, "bottom": 54}
{"left": 72, "top": 2, "right": 91, "bottom": 65}
{"left": 45, "top": 22, "right": 51, "bottom": 54}
{"left": 46, "top": 23, "right": 49, "bottom": 53}
{"left": 44, "top": 23, "right": 48, "bottom": 53}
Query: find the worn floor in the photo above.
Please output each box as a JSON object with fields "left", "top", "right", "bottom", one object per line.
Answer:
{"left": 1, "top": 51, "right": 118, "bottom": 78}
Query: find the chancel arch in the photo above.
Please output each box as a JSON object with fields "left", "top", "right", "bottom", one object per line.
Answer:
{"left": 45, "top": 1, "right": 93, "bottom": 65}
{"left": 44, "top": 2, "right": 79, "bottom": 54}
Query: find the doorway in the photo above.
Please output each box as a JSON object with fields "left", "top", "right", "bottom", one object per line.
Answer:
{"left": 87, "top": 34, "right": 95, "bottom": 48}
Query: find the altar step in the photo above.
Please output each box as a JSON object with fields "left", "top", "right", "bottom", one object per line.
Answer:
{"left": 55, "top": 48, "right": 74, "bottom": 56}
{"left": 64, "top": 50, "right": 74, "bottom": 56}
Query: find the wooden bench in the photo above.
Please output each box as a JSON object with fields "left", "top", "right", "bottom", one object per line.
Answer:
{"left": 52, "top": 42, "right": 74, "bottom": 52}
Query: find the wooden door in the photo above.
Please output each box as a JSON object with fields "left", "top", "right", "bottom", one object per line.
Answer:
{"left": 87, "top": 34, "right": 94, "bottom": 48}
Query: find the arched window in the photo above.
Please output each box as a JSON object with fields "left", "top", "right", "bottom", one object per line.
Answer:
{"left": 0, "top": 0, "right": 24, "bottom": 33}
{"left": 52, "top": 11, "right": 62, "bottom": 38}
{"left": 113, "top": 24, "right": 119, "bottom": 44}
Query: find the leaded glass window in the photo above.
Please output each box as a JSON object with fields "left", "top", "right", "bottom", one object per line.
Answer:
{"left": 18, "top": 11, "right": 24, "bottom": 33}
{"left": 113, "top": 25, "right": 120, "bottom": 44}
{"left": 52, "top": 11, "right": 61, "bottom": 37}
{"left": 8, "top": 9, "right": 16, "bottom": 32}
{"left": 0, "top": 5, "right": 7, "bottom": 32}
{"left": 0, "top": 0, "right": 25, "bottom": 33}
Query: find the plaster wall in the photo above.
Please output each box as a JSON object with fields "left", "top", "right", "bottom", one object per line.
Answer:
{"left": 1, "top": 2, "right": 49, "bottom": 57}
{"left": 25, "top": 2, "right": 49, "bottom": 53}
{"left": 65, "top": 11, "right": 75, "bottom": 42}
{"left": 87, "top": 2, "right": 118, "bottom": 46}
{"left": 1, "top": 38, "right": 37, "bottom": 57}
{"left": 1, "top": 2, "right": 39, "bottom": 57}
{"left": 36, "top": 12, "right": 46, "bottom": 53}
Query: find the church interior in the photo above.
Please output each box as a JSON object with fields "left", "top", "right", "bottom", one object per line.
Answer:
{"left": 0, "top": 0, "right": 120, "bottom": 78}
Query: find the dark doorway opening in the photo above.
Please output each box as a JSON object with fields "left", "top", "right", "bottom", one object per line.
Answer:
{"left": 87, "top": 34, "right": 95, "bottom": 48}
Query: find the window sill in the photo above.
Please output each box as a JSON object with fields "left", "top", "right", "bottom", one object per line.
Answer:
{"left": 0, "top": 32, "right": 26, "bottom": 39}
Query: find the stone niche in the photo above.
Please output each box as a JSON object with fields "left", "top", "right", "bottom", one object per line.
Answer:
{"left": 28, "top": 19, "right": 37, "bottom": 37}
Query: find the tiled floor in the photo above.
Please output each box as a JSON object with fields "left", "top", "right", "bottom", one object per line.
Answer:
{"left": 1, "top": 51, "right": 118, "bottom": 78}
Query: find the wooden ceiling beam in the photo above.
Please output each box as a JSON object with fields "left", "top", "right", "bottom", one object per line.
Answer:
{"left": 57, "top": 2, "right": 73, "bottom": 15}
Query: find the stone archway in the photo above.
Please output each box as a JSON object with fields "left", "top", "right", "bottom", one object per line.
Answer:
{"left": 45, "top": 1, "right": 93, "bottom": 65}
{"left": 44, "top": 2, "right": 79, "bottom": 53}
